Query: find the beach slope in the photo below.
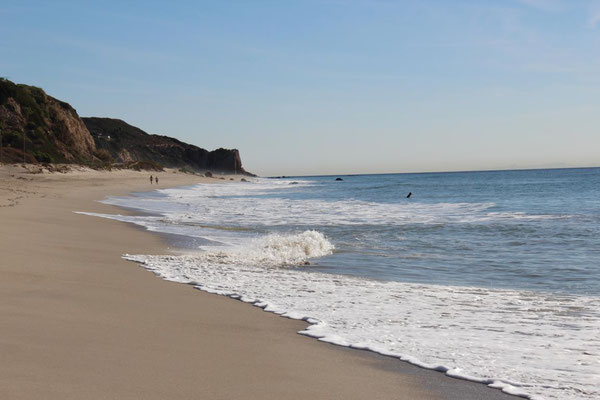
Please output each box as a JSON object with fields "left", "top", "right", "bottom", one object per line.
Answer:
{"left": 0, "top": 166, "right": 514, "bottom": 400}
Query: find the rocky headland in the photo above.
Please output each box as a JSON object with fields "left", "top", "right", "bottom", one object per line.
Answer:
{"left": 0, "top": 78, "right": 250, "bottom": 174}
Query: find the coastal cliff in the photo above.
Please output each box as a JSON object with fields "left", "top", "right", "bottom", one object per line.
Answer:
{"left": 0, "top": 78, "right": 97, "bottom": 164}
{"left": 83, "top": 117, "right": 248, "bottom": 174}
{"left": 0, "top": 78, "right": 249, "bottom": 174}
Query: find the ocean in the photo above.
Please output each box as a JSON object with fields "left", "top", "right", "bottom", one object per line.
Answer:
{"left": 83, "top": 168, "right": 600, "bottom": 400}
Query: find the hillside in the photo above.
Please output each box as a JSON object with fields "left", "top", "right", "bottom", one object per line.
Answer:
{"left": 83, "top": 117, "right": 247, "bottom": 174}
{"left": 0, "top": 78, "right": 249, "bottom": 173}
{"left": 0, "top": 78, "right": 97, "bottom": 164}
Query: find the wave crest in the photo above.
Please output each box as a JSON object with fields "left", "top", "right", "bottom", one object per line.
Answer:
{"left": 198, "top": 230, "right": 334, "bottom": 267}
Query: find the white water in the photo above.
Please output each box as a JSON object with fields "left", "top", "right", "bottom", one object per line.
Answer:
{"left": 124, "top": 235, "right": 600, "bottom": 400}
{"left": 79, "top": 177, "right": 600, "bottom": 400}
{"left": 103, "top": 180, "right": 567, "bottom": 228}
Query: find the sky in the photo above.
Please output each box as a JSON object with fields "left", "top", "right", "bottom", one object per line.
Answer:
{"left": 1, "top": 0, "right": 599, "bottom": 176}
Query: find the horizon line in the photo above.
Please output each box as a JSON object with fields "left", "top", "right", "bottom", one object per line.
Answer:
{"left": 265, "top": 165, "right": 600, "bottom": 178}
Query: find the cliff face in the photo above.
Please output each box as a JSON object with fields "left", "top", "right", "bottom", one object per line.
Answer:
{"left": 0, "top": 78, "right": 251, "bottom": 174}
{"left": 82, "top": 117, "right": 248, "bottom": 173}
{"left": 0, "top": 79, "right": 97, "bottom": 163}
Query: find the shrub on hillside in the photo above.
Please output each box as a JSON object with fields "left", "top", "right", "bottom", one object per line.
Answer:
{"left": 34, "top": 151, "right": 53, "bottom": 163}
{"left": 93, "top": 148, "right": 112, "bottom": 163}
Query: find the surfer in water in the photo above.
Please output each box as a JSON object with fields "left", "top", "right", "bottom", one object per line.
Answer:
{"left": 407, "top": 192, "right": 412, "bottom": 198}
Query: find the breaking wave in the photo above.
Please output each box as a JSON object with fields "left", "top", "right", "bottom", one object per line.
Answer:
{"left": 80, "top": 171, "right": 600, "bottom": 400}
{"left": 198, "top": 230, "right": 334, "bottom": 267}
{"left": 123, "top": 253, "right": 600, "bottom": 400}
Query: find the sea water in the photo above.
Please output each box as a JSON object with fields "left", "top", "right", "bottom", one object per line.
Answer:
{"left": 82, "top": 168, "right": 600, "bottom": 400}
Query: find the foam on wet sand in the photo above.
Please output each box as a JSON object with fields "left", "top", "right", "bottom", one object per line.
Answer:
{"left": 0, "top": 166, "right": 518, "bottom": 400}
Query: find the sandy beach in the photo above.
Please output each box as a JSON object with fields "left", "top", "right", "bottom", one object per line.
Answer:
{"left": 0, "top": 165, "right": 515, "bottom": 400}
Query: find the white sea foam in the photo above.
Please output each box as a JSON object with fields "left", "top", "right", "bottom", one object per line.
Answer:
{"left": 193, "top": 230, "right": 334, "bottom": 266}
{"left": 102, "top": 179, "right": 566, "bottom": 230}
{"left": 82, "top": 179, "right": 597, "bottom": 400}
{"left": 124, "top": 249, "right": 600, "bottom": 400}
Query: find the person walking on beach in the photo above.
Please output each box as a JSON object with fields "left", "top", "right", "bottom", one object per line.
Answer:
{"left": 155, "top": 176, "right": 159, "bottom": 184}
{"left": 150, "top": 175, "right": 153, "bottom": 184}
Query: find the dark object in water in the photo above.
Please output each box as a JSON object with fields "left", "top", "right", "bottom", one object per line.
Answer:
{"left": 407, "top": 192, "right": 412, "bottom": 198}
{"left": 290, "top": 181, "right": 298, "bottom": 185}
{"left": 336, "top": 177, "right": 343, "bottom": 181}
{"left": 241, "top": 178, "right": 248, "bottom": 182}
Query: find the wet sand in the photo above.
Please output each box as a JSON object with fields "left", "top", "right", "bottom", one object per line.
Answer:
{"left": 0, "top": 165, "right": 515, "bottom": 399}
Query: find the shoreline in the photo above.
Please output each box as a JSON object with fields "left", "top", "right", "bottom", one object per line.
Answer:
{"left": 1, "top": 166, "right": 516, "bottom": 399}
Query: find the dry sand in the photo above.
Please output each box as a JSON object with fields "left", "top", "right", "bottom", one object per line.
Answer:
{"left": 0, "top": 165, "right": 515, "bottom": 400}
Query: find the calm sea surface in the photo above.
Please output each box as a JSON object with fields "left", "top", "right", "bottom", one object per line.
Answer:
{"left": 86, "top": 168, "right": 600, "bottom": 400}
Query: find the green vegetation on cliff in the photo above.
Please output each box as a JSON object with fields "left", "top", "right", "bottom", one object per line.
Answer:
{"left": 0, "top": 78, "right": 96, "bottom": 164}
{"left": 0, "top": 78, "right": 250, "bottom": 174}
{"left": 0, "top": 79, "right": 99, "bottom": 165}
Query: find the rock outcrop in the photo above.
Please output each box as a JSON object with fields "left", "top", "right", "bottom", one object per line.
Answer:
{"left": 0, "top": 78, "right": 97, "bottom": 163}
{"left": 83, "top": 117, "right": 249, "bottom": 174}
{"left": 0, "top": 78, "right": 251, "bottom": 174}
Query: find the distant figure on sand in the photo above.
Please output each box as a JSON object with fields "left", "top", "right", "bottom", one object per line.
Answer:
{"left": 407, "top": 192, "right": 412, "bottom": 198}
{"left": 155, "top": 176, "right": 159, "bottom": 184}
{"left": 150, "top": 175, "right": 153, "bottom": 184}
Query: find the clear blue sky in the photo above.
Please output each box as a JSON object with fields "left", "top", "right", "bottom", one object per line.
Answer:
{"left": 1, "top": 0, "right": 599, "bottom": 176}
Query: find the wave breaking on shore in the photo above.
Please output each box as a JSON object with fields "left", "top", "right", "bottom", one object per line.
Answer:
{"left": 124, "top": 249, "right": 599, "bottom": 400}
{"left": 84, "top": 173, "right": 600, "bottom": 400}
